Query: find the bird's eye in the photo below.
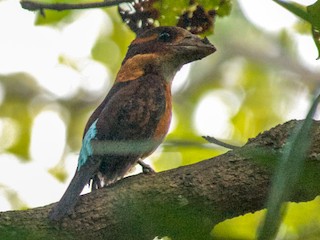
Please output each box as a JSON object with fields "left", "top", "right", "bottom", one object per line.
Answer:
{"left": 158, "top": 31, "right": 172, "bottom": 42}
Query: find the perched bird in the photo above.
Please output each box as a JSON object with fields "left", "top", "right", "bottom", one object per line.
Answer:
{"left": 48, "top": 26, "right": 216, "bottom": 221}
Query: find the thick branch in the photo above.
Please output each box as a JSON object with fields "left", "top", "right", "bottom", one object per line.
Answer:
{"left": 20, "top": 0, "right": 130, "bottom": 11}
{"left": 1, "top": 120, "right": 320, "bottom": 240}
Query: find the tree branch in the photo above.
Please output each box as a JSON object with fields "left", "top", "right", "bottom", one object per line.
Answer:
{"left": 1, "top": 120, "right": 320, "bottom": 240}
{"left": 20, "top": 0, "right": 131, "bottom": 11}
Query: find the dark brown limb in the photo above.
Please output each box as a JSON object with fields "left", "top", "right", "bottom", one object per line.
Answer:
{"left": 1, "top": 120, "right": 320, "bottom": 240}
{"left": 20, "top": 0, "right": 131, "bottom": 11}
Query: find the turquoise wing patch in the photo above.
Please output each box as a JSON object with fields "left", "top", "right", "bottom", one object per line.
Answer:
{"left": 78, "top": 119, "right": 98, "bottom": 170}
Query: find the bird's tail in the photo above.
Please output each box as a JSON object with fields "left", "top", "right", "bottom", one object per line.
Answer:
{"left": 48, "top": 158, "right": 100, "bottom": 221}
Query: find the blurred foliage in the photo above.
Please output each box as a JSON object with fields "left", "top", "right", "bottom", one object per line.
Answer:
{"left": 0, "top": 73, "right": 41, "bottom": 159}
{"left": 35, "top": 9, "right": 72, "bottom": 25}
{"left": 213, "top": 197, "right": 320, "bottom": 240}
{"left": 0, "top": 184, "right": 28, "bottom": 211}
{"left": 273, "top": 0, "right": 320, "bottom": 59}
{"left": 1, "top": 0, "right": 320, "bottom": 239}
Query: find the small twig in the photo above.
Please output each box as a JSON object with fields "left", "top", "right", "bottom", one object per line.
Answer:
{"left": 137, "top": 160, "right": 155, "bottom": 174}
{"left": 202, "top": 136, "right": 240, "bottom": 150}
{"left": 20, "top": 0, "right": 131, "bottom": 11}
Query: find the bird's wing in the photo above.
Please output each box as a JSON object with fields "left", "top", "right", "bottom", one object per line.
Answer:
{"left": 78, "top": 119, "right": 98, "bottom": 169}
{"left": 95, "top": 75, "right": 167, "bottom": 142}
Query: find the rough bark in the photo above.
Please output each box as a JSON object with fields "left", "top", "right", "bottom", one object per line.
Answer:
{"left": 1, "top": 120, "right": 320, "bottom": 240}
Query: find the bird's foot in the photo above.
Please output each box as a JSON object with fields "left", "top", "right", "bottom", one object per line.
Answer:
{"left": 138, "top": 160, "right": 155, "bottom": 174}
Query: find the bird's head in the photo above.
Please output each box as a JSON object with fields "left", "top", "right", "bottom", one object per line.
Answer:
{"left": 116, "top": 26, "right": 216, "bottom": 82}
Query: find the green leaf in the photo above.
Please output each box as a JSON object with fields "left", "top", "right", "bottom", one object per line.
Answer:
{"left": 307, "top": 0, "right": 320, "bottom": 28}
{"left": 272, "top": 0, "right": 310, "bottom": 23}
{"left": 307, "top": 1, "right": 320, "bottom": 59}
{"left": 258, "top": 94, "right": 320, "bottom": 240}
{"left": 216, "top": 0, "right": 232, "bottom": 17}
{"left": 311, "top": 27, "right": 320, "bottom": 59}
{"left": 153, "top": 0, "right": 190, "bottom": 26}
{"left": 196, "top": 0, "right": 232, "bottom": 16}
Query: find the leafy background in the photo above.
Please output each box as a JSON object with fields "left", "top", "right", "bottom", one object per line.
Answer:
{"left": 1, "top": 0, "right": 320, "bottom": 239}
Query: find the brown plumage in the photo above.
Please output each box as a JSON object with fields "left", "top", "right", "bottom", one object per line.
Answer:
{"left": 48, "top": 26, "right": 216, "bottom": 221}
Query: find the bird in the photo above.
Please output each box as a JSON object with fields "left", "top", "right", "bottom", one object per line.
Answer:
{"left": 48, "top": 26, "right": 216, "bottom": 221}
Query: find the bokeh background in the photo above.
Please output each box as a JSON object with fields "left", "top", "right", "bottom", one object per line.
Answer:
{"left": 0, "top": 0, "right": 320, "bottom": 238}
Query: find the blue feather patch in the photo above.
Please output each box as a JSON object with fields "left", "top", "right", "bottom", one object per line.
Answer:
{"left": 78, "top": 119, "right": 98, "bottom": 170}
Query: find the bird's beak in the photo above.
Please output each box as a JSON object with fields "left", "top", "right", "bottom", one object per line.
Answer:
{"left": 175, "top": 34, "right": 216, "bottom": 63}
